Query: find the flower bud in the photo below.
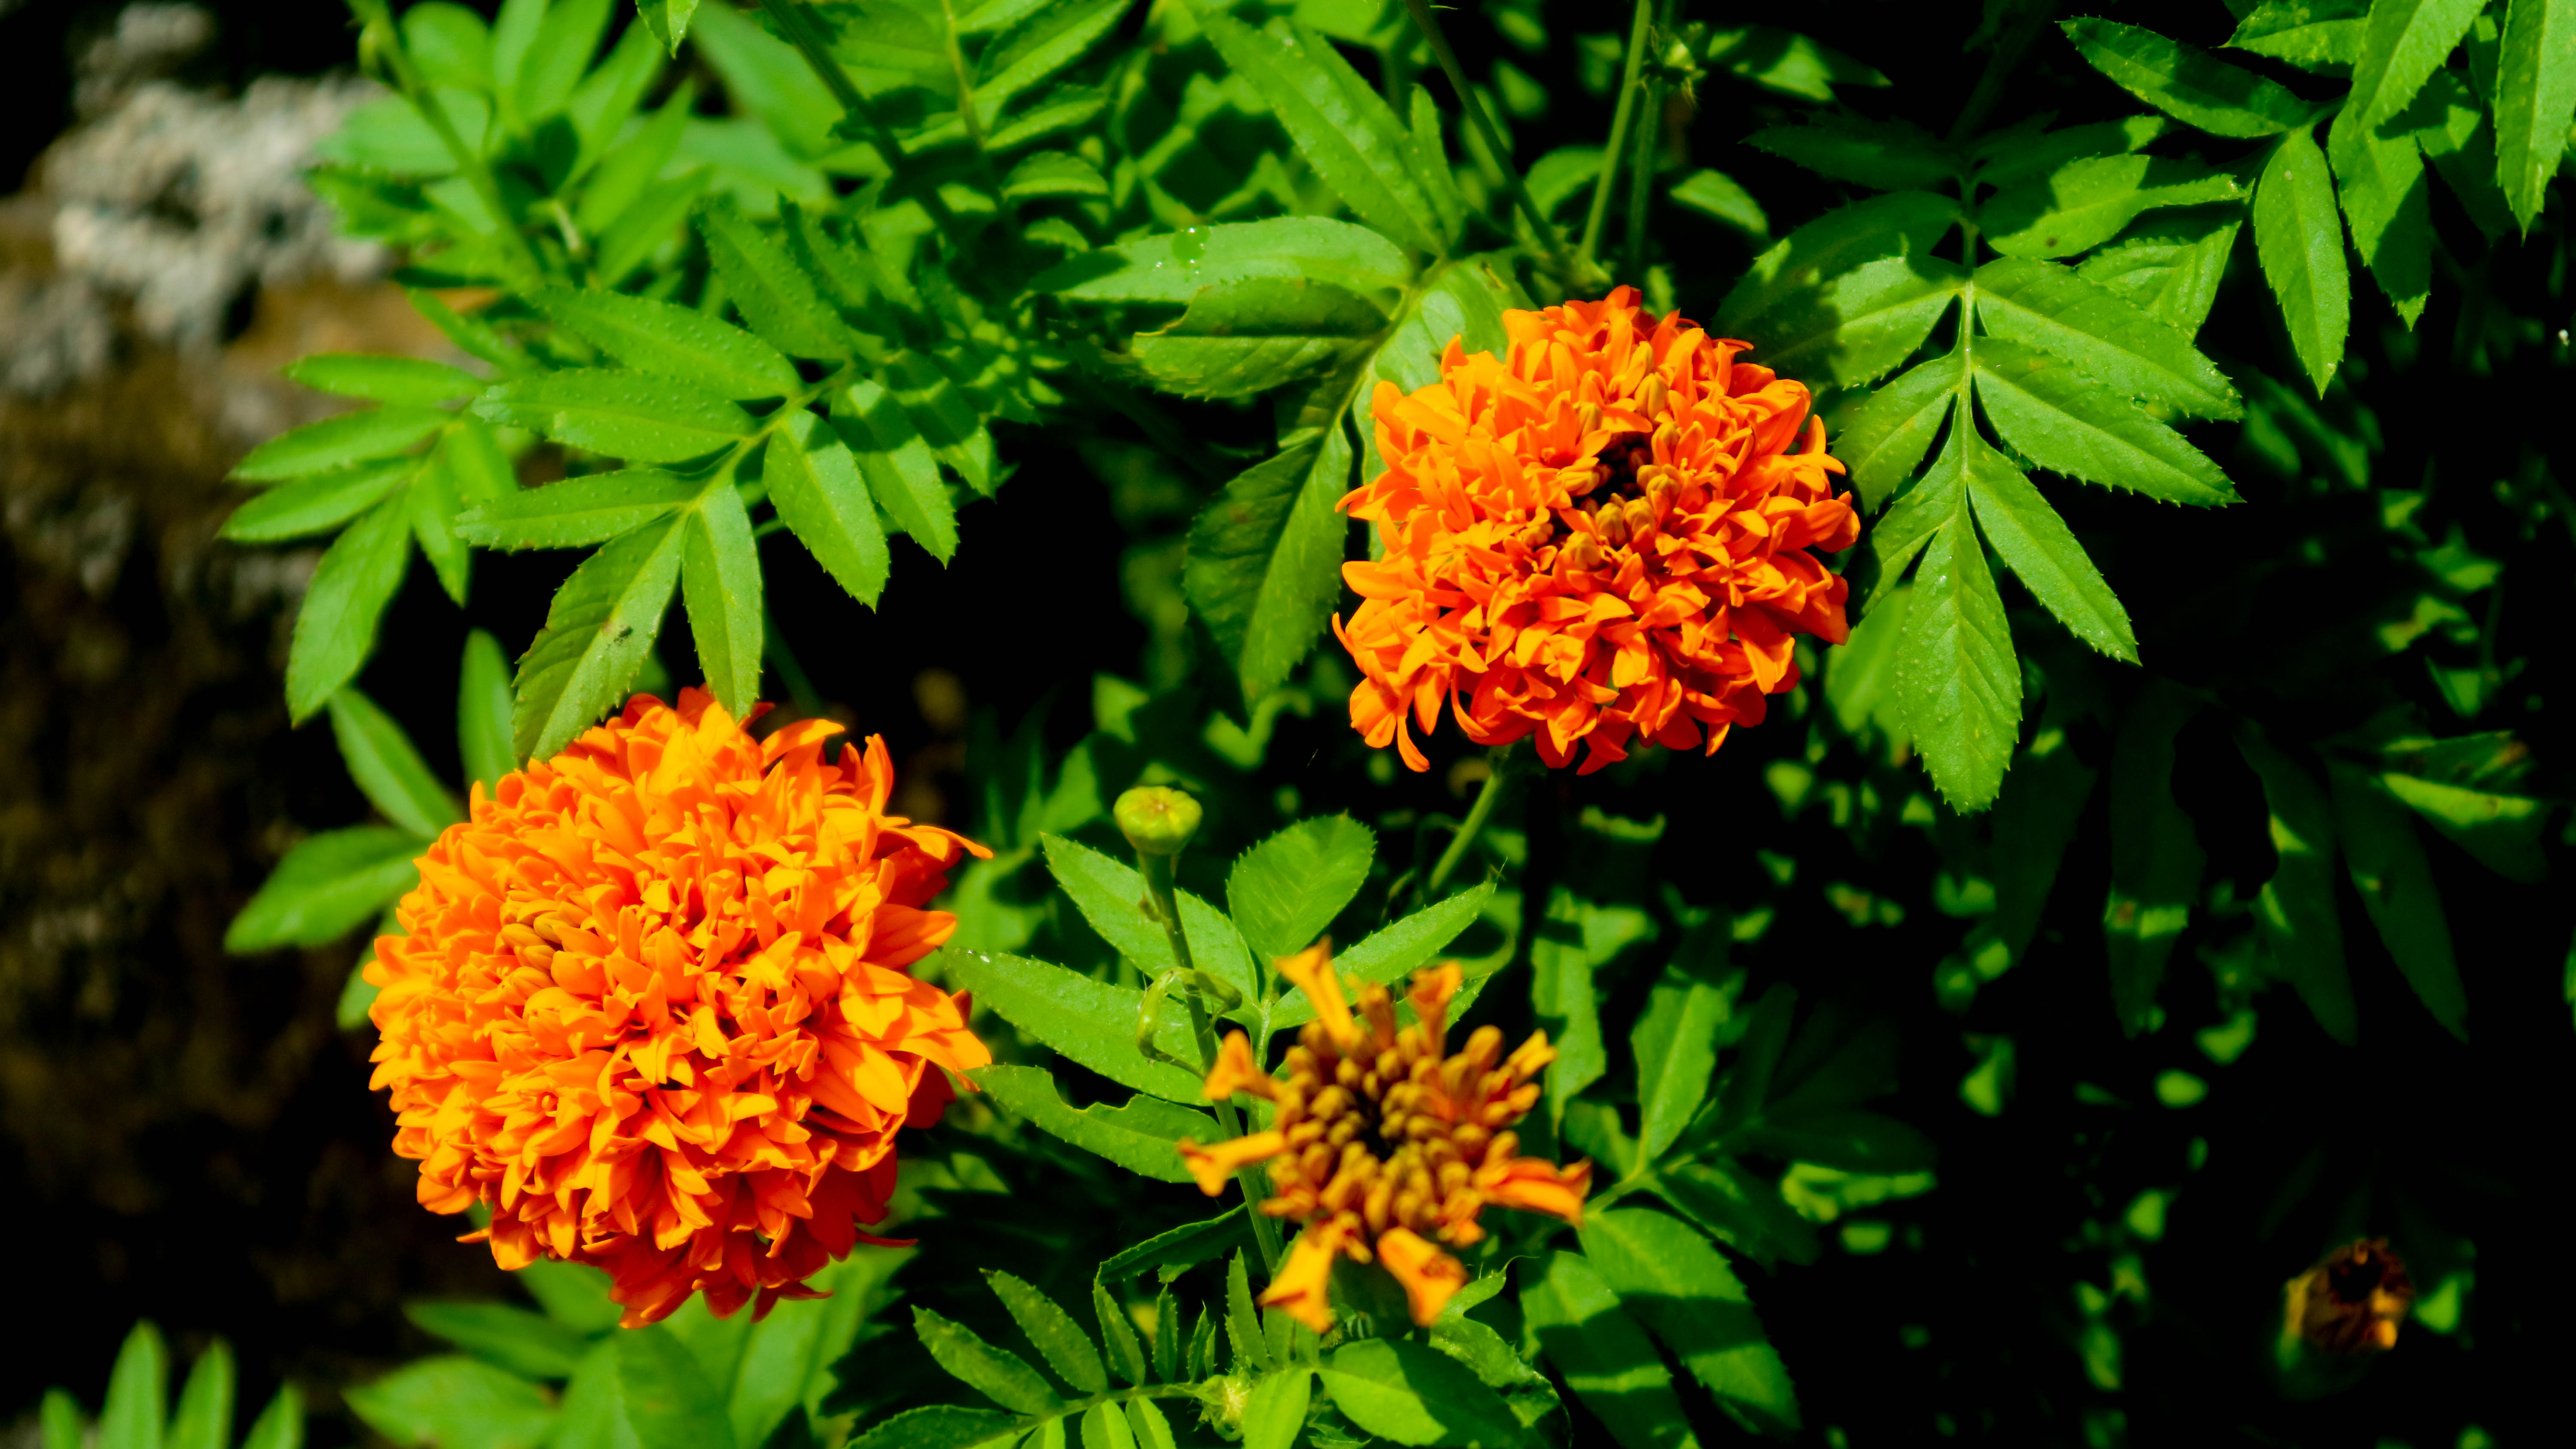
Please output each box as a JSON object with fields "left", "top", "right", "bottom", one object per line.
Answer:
{"left": 1638, "top": 373, "right": 1669, "bottom": 419}
{"left": 2284, "top": 1238, "right": 2414, "bottom": 1355}
{"left": 1115, "top": 785, "right": 1203, "bottom": 857}
{"left": 1597, "top": 498, "right": 1633, "bottom": 548}
{"left": 1560, "top": 530, "right": 1605, "bottom": 572}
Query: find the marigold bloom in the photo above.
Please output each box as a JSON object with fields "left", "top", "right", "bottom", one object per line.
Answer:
{"left": 1177, "top": 946, "right": 1590, "bottom": 1331}
{"left": 365, "top": 689, "right": 991, "bottom": 1327}
{"left": 1335, "top": 286, "right": 1862, "bottom": 773}
{"left": 2284, "top": 1238, "right": 2415, "bottom": 1355}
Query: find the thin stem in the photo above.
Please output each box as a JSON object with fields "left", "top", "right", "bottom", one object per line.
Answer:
{"left": 1398, "top": 0, "right": 1593, "bottom": 290}
{"left": 1579, "top": 0, "right": 1653, "bottom": 275}
{"left": 1425, "top": 744, "right": 1519, "bottom": 898}
{"left": 349, "top": 0, "right": 545, "bottom": 283}
{"left": 1622, "top": 73, "right": 1662, "bottom": 283}
{"left": 933, "top": 0, "right": 1003, "bottom": 179}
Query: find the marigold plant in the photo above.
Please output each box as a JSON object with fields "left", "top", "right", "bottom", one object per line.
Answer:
{"left": 1334, "top": 286, "right": 1862, "bottom": 774}
{"left": 365, "top": 689, "right": 990, "bottom": 1326}
{"left": 1178, "top": 946, "right": 1590, "bottom": 1331}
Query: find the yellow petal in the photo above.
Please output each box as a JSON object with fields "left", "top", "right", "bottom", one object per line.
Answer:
{"left": 1376, "top": 1226, "right": 1469, "bottom": 1326}
{"left": 1277, "top": 942, "right": 1360, "bottom": 1048}
{"left": 1258, "top": 1219, "right": 1355, "bottom": 1333}
{"left": 1177, "top": 1131, "right": 1287, "bottom": 1197}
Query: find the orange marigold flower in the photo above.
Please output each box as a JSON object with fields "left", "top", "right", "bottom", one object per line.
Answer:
{"left": 364, "top": 688, "right": 992, "bottom": 1327}
{"left": 1334, "top": 285, "right": 1862, "bottom": 774}
{"left": 1176, "top": 945, "right": 1590, "bottom": 1331}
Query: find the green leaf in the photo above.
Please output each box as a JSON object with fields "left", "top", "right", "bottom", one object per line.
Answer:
{"left": 884, "top": 351, "right": 997, "bottom": 497}
{"left": 531, "top": 287, "right": 799, "bottom": 400}
{"left": 1667, "top": 168, "right": 1768, "bottom": 238}
{"left": 1040, "top": 217, "right": 1414, "bottom": 303}
{"left": 329, "top": 688, "right": 465, "bottom": 838}
{"left": 1227, "top": 815, "right": 1376, "bottom": 964}
{"left": 848, "top": 1407, "right": 1021, "bottom": 1449}
{"left": 545, "top": 1345, "right": 621, "bottom": 1449}
{"left": 1081, "top": 1401, "right": 1138, "bottom": 1449}
{"left": 913, "top": 1307, "right": 1063, "bottom": 1415}
{"left": 2073, "top": 212, "right": 2243, "bottom": 339}
{"left": 2329, "top": 765, "right": 2467, "bottom": 1038}
{"left": 1981, "top": 155, "right": 2246, "bottom": 259}
{"left": 1407, "top": 85, "right": 1470, "bottom": 250}
{"left": 1835, "top": 350, "right": 1964, "bottom": 514}
{"left": 1040, "top": 834, "right": 1259, "bottom": 1002}
{"left": 1974, "top": 115, "right": 2172, "bottom": 191}
{"left": 476, "top": 371, "right": 752, "bottom": 463}
{"left": 970, "top": 1065, "right": 1212, "bottom": 1183}
{"left": 1239, "top": 1370, "right": 1310, "bottom": 1449}
{"left": 1960, "top": 440, "right": 2138, "bottom": 661}
{"left": 240, "top": 1388, "right": 301, "bottom": 1449}
{"left": 2494, "top": 0, "right": 2576, "bottom": 230}
{"left": 1989, "top": 731, "right": 2098, "bottom": 964}
{"left": 985, "top": 1272, "right": 1106, "bottom": 1395}
{"left": 1971, "top": 335, "right": 2238, "bottom": 505}
{"left": 287, "top": 497, "right": 415, "bottom": 721}
{"left": 459, "top": 629, "right": 519, "bottom": 792}
{"left": 1517, "top": 1253, "right": 1700, "bottom": 1449}
{"left": 616, "top": 1327, "right": 732, "bottom": 1449}
{"left": 403, "top": 1303, "right": 591, "bottom": 1380}
{"left": 1890, "top": 434, "right": 2021, "bottom": 811}
{"left": 764, "top": 410, "right": 891, "bottom": 607}
{"left": 233, "top": 407, "right": 451, "bottom": 482}
{"left": 1971, "top": 256, "right": 2240, "bottom": 418}
{"left": 1001, "top": 150, "right": 1109, "bottom": 200}
{"left": 1746, "top": 114, "right": 1956, "bottom": 192}
{"left": 2349, "top": 0, "right": 2486, "bottom": 126}
{"left": 1752, "top": 254, "right": 1968, "bottom": 390}
{"left": 2379, "top": 771, "right": 2549, "bottom": 882}
{"left": 1272, "top": 880, "right": 1494, "bottom": 1031}
{"left": 2102, "top": 682, "right": 2205, "bottom": 1036}
{"left": 697, "top": 196, "right": 853, "bottom": 359}
{"left": 1319, "top": 1339, "right": 1524, "bottom": 1449}
{"left": 2236, "top": 728, "right": 2359, "bottom": 1044}
{"left": 288, "top": 354, "right": 483, "bottom": 406}
{"left": 2252, "top": 127, "right": 2352, "bottom": 394}
{"left": 513, "top": 515, "right": 687, "bottom": 760}
{"left": 168, "top": 1341, "right": 234, "bottom": 1449}
{"left": 519, "top": 1261, "right": 622, "bottom": 1333}
{"left": 1130, "top": 280, "right": 1389, "bottom": 400}
{"left": 42, "top": 1390, "right": 82, "bottom": 1449}
{"left": 222, "top": 458, "right": 416, "bottom": 542}
{"left": 1654, "top": 1160, "right": 1823, "bottom": 1269}
{"left": 1744, "top": 1108, "right": 1939, "bottom": 1173}
{"left": 1580, "top": 1209, "right": 1800, "bottom": 1434}
{"left": 2062, "top": 16, "right": 2322, "bottom": 136}
{"left": 1824, "top": 581, "right": 1913, "bottom": 740}
{"left": 636, "top": 0, "right": 699, "bottom": 54}
{"left": 1715, "top": 191, "right": 1962, "bottom": 336}
{"left": 679, "top": 480, "right": 764, "bottom": 718}
{"left": 2405, "top": 69, "right": 2518, "bottom": 239}
{"left": 1223, "top": 1251, "right": 1267, "bottom": 1373}
{"left": 2326, "top": 106, "right": 2433, "bottom": 325}
{"left": 409, "top": 448, "right": 471, "bottom": 606}
{"left": 345, "top": 1358, "right": 556, "bottom": 1449}
{"left": 1096, "top": 1206, "right": 1253, "bottom": 1283}
{"left": 1630, "top": 922, "right": 1735, "bottom": 1161}
{"left": 939, "top": 950, "right": 1206, "bottom": 1102}
{"left": 2229, "top": 0, "right": 2369, "bottom": 73}
{"left": 1094, "top": 1279, "right": 1148, "bottom": 1386}
{"left": 577, "top": 89, "right": 697, "bottom": 237}
{"left": 225, "top": 826, "right": 422, "bottom": 952}
{"left": 100, "top": 1323, "right": 168, "bottom": 1449}
{"left": 1532, "top": 888, "right": 1653, "bottom": 1122}
{"left": 833, "top": 380, "right": 958, "bottom": 564}
{"left": 978, "top": 0, "right": 1127, "bottom": 112}
{"left": 1197, "top": 13, "right": 1440, "bottom": 255}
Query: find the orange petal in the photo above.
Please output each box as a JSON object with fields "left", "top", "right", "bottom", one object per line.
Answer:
{"left": 1376, "top": 1226, "right": 1470, "bottom": 1325}
{"left": 1478, "top": 1155, "right": 1592, "bottom": 1225}
{"left": 1177, "top": 1131, "right": 1288, "bottom": 1197}
{"left": 1406, "top": 964, "right": 1464, "bottom": 1056}
{"left": 1205, "top": 1031, "right": 1279, "bottom": 1102}
{"left": 1259, "top": 1219, "right": 1355, "bottom": 1334}
{"left": 1276, "top": 943, "right": 1360, "bottom": 1048}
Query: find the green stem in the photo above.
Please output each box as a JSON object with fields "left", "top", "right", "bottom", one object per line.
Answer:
{"left": 762, "top": 604, "right": 828, "bottom": 717}
{"left": 933, "top": 0, "right": 1006, "bottom": 189}
{"left": 1622, "top": 74, "right": 1662, "bottom": 283}
{"left": 1425, "top": 744, "right": 1519, "bottom": 898}
{"left": 1397, "top": 0, "right": 1592, "bottom": 290}
{"left": 1579, "top": 0, "right": 1654, "bottom": 276}
{"left": 349, "top": 0, "right": 546, "bottom": 284}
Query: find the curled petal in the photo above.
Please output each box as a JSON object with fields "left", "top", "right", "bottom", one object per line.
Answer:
{"left": 1477, "top": 1155, "right": 1592, "bottom": 1225}
{"left": 1376, "top": 1226, "right": 1470, "bottom": 1326}
{"left": 1178, "top": 1131, "right": 1289, "bottom": 1197}
{"left": 1276, "top": 943, "right": 1360, "bottom": 1049}
{"left": 1204, "top": 1031, "right": 1279, "bottom": 1102}
{"left": 1261, "top": 1218, "right": 1358, "bottom": 1334}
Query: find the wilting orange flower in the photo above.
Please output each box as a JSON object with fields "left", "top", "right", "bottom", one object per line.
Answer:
{"left": 365, "top": 689, "right": 991, "bottom": 1327}
{"left": 1335, "top": 286, "right": 1862, "bottom": 773}
{"left": 1177, "top": 946, "right": 1590, "bottom": 1331}
{"left": 2284, "top": 1238, "right": 2415, "bottom": 1355}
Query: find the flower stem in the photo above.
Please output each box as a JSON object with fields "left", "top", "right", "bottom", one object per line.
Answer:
{"left": 1426, "top": 744, "right": 1519, "bottom": 898}
{"left": 1578, "top": 0, "right": 1653, "bottom": 276}
{"left": 1397, "top": 0, "right": 1594, "bottom": 291}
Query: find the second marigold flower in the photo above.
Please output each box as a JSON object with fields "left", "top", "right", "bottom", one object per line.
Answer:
{"left": 1334, "top": 285, "right": 1862, "bottom": 774}
{"left": 1177, "top": 945, "right": 1590, "bottom": 1331}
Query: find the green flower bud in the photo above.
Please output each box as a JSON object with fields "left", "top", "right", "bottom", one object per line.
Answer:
{"left": 1116, "top": 785, "right": 1202, "bottom": 857}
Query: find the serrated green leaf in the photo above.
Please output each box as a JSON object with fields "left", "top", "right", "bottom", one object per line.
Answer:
{"left": 222, "top": 458, "right": 416, "bottom": 542}
{"left": 513, "top": 515, "right": 686, "bottom": 759}
{"left": 2236, "top": 728, "right": 2359, "bottom": 1043}
{"left": 679, "top": 480, "right": 763, "bottom": 718}
{"left": 2326, "top": 106, "right": 2433, "bottom": 325}
{"left": 577, "top": 84, "right": 696, "bottom": 236}
{"left": 1094, "top": 1279, "right": 1148, "bottom": 1386}
{"left": 408, "top": 449, "right": 470, "bottom": 606}
{"left": 1835, "top": 350, "right": 1964, "bottom": 514}
{"left": 1971, "top": 334, "right": 2238, "bottom": 505}
{"left": 2404, "top": 69, "right": 2517, "bottom": 239}
{"left": 456, "top": 469, "right": 699, "bottom": 550}
{"left": 2491, "top": 0, "right": 2576, "bottom": 230}
{"left": 2063, "top": 16, "right": 2323, "bottom": 136}
{"left": 1974, "top": 115, "right": 2171, "bottom": 191}
{"left": 1825, "top": 581, "right": 1913, "bottom": 741}
{"left": 1272, "top": 879, "right": 1495, "bottom": 1032}
{"left": 833, "top": 379, "right": 958, "bottom": 563}
{"left": 2102, "top": 682, "right": 2205, "bottom": 1036}
{"left": 329, "top": 688, "right": 464, "bottom": 837}
{"left": 1961, "top": 440, "right": 2138, "bottom": 661}
{"left": 979, "top": 0, "right": 1127, "bottom": 111}
{"left": 458, "top": 628, "right": 516, "bottom": 794}
{"left": 1631, "top": 923, "right": 1734, "bottom": 1161}
{"left": 984, "top": 1272, "right": 1106, "bottom": 1395}
{"left": 1860, "top": 418, "right": 1963, "bottom": 605}
{"left": 2229, "top": 0, "right": 2369, "bottom": 73}
{"left": 1716, "top": 191, "right": 1963, "bottom": 335}
{"left": 1654, "top": 1159, "right": 1823, "bottom": 1269}
{"left": 635, "top": 0, "right": 699, "bottom": 54}
{"left": 1580, "top": 1209, "right": 1800, "bottom": 1434}
{"left": 1407, "top": 85, "right": 1469, "bottom": 249}
{"left": 1668, "top": 168, "right": 1768, "bottom": 238}
{"left": 2350, "top": 0, "right": 2486, "bottom": 127}
{"left": 1892, "top": 432, "right": 2020, "bottom": 811}
{"left": 1039, "top": 834, "right": 1258, "bottom": 1001}
{"left": 532, "top": 287, "right": 799, "bottom": 400}
{"left": 2329, "top": 764, "right": 2467, "bottom": 1037}
{"left": 1002, "top": 149, "right": 1109, "bottom": 200}
{"left": 934, "top": 951, "right": 1206, "bottom": 1103}
{"left": 2073, "top": 211, "right": 2243, "bottom": 338}
{"left": 1746, "top": 113, "right": 1956, "bottom": 192}
{"left": 1239, "top": 1369, "right": 1309, "bottom": 1449}
{"left": 475, "top": 371, "right": 751, "bottom": 463}
{"left": 1223, "top": 1251, "right": 1266, "bottom": 1373}
{"left": 1226, "top": 815, "right": 1376, "bottom": 964}
{"left": 225, "top": 826, "right": 421, "bottom": 952}
{"left": 1183, "top": 424, "right": 1352, "bottom": 708}
{"left": 287, "top": 497, "right": 415, "bottom": 721}
{"left": 1098, "top": 1207, "right": 1254, "bottom": 1284}
{"left": 1041, "top": 217, "right": 1414, "bottom": 302}
{"left": 1533, "top": 888, "right": 1651, "bottom": 1123}
{"left": 2379, "top": 771, "right": 2549, "bottom": 881}
{"left": 404, "top": 1303, "right": 590, "bottom": 1380}
{"left": 1753, "top": 254, "right": 1966, "bottom": 390}
{"left": 288, "top": 353, "right": 483, "bottom": 406}
{"left": 2253, "top": 126, "right": 2352, "bottom": 393}
{"left": 1982, "top": 155, "right": 2245, "bottom": 259}
{"left": 971, "top": 1067, "right": 1212, "bottom": 1183}
{"left": 1320, "top": 1339, "right": 1524, "bottom": 1448}
{"left": 697, "top": 196, "right": 854, "bottom": 358}
{"left": 1130, "top": 279, "right": 1388, "bottom": 400}
{"left": 848, "top": 1407, "right": 1020, "bottom": 1449}
{"left": 616, "top": 1326, "right": 732, "bottom": 1449}
{"left": 765, "top": 410, "right": 890, "bottom": 607}
{"left": 233, "top": 407, "right": 451, "bottom": 482}
{"left": 1972, "top": 256, "right": 2240, "bottom": 418}
{"left": 346, "top": 1357, "right": 554, "bottom": 1449}
{"left": 1518, "top": 1253, "right": 1700, "bottom": 1449}
{"left": 1198, "top": 12, "right": 1440, "bottom": 255}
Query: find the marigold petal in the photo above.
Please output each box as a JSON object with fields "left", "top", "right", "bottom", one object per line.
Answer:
{"left": 1276, "top": 943, "right": 1360, "bottom": 1047}
{"left": 1260, "top": 1219, "right": 1357, "bottom": 1334}
{"left": 1177, "top": 1131, "right": 1289, "bottom": 1197}
{"left": 1376, "top": 1226, "right": 1470, "bottom": 1326}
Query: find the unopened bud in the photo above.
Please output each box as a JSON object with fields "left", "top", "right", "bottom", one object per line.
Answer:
{"left": 1115, "top": 785, "right": 1202, "bottom": 857}
{"left": 1518, "top": 515, "right": 1555, "bottom": 551}
{"left": 1598, "top": 498, "right": 1632, "bottom": 548}
{"left": 1638, "top": 373, "right": 1669, "bottom": 419}
{"left": 1649, "top": 470, "right": 1686, "bottom": 518}
{"left": 1560, "top": 531, "right": 1605, "bottom": 572}
{"left": 1576, "top": 401, "right": 1604, "bottom": 434}
{"left": 1653, "top": 420, "right": 1681, "bottom": 455}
